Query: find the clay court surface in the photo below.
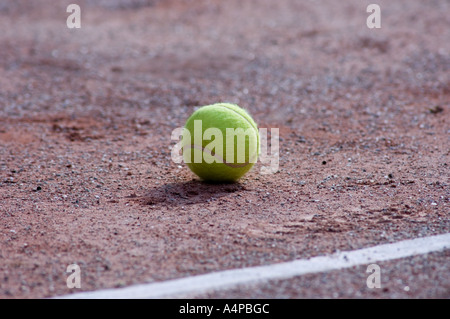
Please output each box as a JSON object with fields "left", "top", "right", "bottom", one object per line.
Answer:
{"left": 0, "top": 0, "right": 449, "bottom": 299}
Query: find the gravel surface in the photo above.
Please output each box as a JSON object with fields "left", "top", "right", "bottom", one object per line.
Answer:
{"left": 0, "top": 0, "right": 448, "bottom": 298}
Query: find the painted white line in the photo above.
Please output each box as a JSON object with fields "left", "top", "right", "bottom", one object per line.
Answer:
{"left": 57, "top": 233, "right": 450, "bottom": 299}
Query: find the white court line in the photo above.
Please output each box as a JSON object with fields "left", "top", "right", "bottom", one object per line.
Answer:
{"left": 58, "top": 233, "right": 450, "bottom": 299}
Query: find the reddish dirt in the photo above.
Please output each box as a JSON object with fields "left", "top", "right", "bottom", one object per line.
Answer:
{"left": 0, "top": 0, "right": 449, "bottom": 298}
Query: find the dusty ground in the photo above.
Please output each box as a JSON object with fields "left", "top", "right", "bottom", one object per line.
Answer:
{"left": 0, "top": 0, "right": 449, "bottom": 299}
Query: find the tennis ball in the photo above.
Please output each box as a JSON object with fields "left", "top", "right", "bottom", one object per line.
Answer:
{"left": 182, "top": 103, "right": 259, "bottom": 182}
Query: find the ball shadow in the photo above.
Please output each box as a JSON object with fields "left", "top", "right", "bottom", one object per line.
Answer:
{"left": 134, "top": 180, "right": 245, "bottom": 207}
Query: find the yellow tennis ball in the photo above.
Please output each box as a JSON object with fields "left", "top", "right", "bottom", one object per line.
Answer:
{"left": 182, "top": 103, "right": 259, "bottom": 182}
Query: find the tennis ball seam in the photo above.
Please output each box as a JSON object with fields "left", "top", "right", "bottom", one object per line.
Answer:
{"left": 215, "top": 103, "right": 259, "bottom": 133}
{"left": 215, "top": 103, "right": 260, "bottom": 157}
